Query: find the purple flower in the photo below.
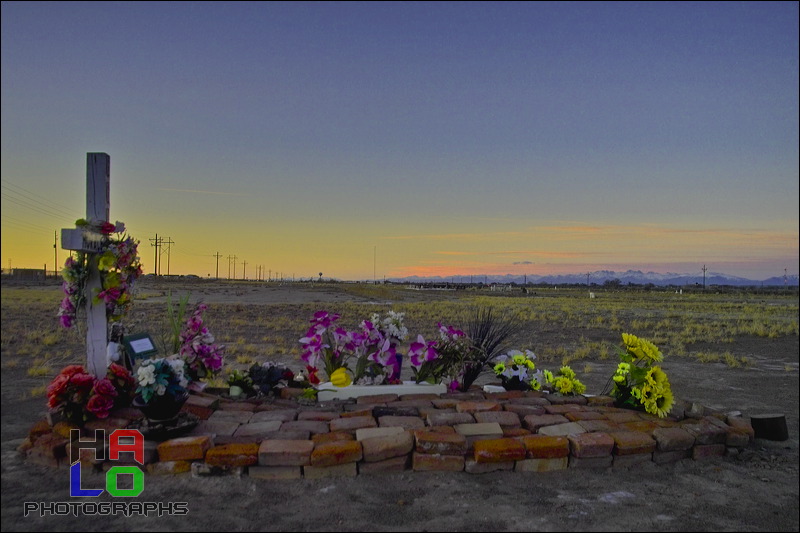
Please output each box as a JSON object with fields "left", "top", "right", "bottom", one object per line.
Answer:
{"left": 408, "top": 335, "right": 438, "bottom": 368}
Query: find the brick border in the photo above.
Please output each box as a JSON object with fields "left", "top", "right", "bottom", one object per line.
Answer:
{"left": 20, "top": 390, "right": 755, "bottom": 477}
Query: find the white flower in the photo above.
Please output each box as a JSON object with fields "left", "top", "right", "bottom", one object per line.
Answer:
{"left": 137, "top": 365, "right": 156, "bottom": 387}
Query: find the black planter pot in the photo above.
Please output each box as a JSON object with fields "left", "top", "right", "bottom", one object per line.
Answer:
{"left": 133, "top": 392, "right": 189, "bottom": 422}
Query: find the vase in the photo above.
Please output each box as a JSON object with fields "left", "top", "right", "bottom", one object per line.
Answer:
{"left": 133, "top": 392, "right": 189, "bottom": 422}
{"left": 500, "top": 376, "right": 530, "bottom": 391}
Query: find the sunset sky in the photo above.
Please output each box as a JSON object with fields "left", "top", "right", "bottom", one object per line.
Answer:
{"left": 2, "top": 2, "right": 798, "bottom": 281}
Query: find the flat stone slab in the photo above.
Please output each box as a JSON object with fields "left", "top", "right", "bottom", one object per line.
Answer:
{"left": 317, "top": 382, "right": 446, "bottom": 402}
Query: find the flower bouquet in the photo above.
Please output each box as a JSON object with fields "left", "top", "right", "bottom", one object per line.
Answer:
{"left": 492, "top": 350, "right": 544, "bottom": 391}
{"left": 58, "top": 220, "right": 142, "bottom": 329}
{"left": 47, "top": 363, "right": 136, "bottom": 426}
{"left": 134, "top": 357, "right": 190, "bottom": 421}
{"left": 299, "top": 310, "right": 408, "bottom": 386}
{"left": 604, "top": 333, "right": 674, "bottom": 418}
{"left": 179, "top": 303, "right": 225, "bottom": 383}
{"left": 543, "top": 365, "right": 586, "bottom": 395}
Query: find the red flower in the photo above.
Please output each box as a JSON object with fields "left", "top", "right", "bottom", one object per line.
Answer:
{"left": 86, "top": 394, "right": 114, "bottom": 418}
{"left": 306, "top": 365, "right": 320, "bottom": 385}
{"left": 92, "top": 378, "right": 118, "bottom": 398}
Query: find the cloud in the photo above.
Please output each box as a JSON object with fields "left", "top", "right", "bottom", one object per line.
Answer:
{"left": 513, "top": 261, "right": 534, "bottom": 265}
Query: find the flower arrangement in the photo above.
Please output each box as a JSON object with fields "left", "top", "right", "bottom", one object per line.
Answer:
{"left": 544, "top": 365, "right": 586, "bottom": 395}
{"left": 178, "top": 303, "right": 225, "bottom": 382}
{"left": 46, "top": 363, "right": 136, "bottom": 425}
{"left": 605, "top": 333, "right": 674, "bottom": 418}
{"left": 299, "top": 310, "right": 408, "bottom": 386}
{"left": 135, "top": 357, "right": 190, "bottom": 404}
{"left": 58, "top": 220, "right": 142, "bottom": 329}
{"left": 409, "top": 322, "right": 472, "bottom": 385}
{"left": 246, "top": 362, "right": 295, "bottom": 396}
{"left": 492, "top": 350, "right": 544, "bottom": 391}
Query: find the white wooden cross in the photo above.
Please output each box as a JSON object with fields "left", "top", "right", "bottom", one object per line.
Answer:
{"left": 61, "top": 153, "right": 111, "bottom": 377}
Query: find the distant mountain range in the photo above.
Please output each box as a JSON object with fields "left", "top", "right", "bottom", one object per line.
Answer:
{"left": 387, "top": 270, "right": 799, "bottom": 287}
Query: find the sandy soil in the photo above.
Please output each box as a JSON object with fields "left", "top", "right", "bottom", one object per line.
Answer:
{"left": 1, "top": 280, "right": 798, "bottom": 532}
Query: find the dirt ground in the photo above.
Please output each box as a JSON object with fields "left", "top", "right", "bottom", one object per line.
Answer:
{"left": 1, "top": 281, "right": 798, "bottom": 532}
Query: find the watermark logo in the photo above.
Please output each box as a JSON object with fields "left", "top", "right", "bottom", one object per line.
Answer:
{"left": 24, "top": 428, "right": 188, "bottom": 517}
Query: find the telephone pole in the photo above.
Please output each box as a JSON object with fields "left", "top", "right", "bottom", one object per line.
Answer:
{"left": 53, "top": 231, "right": 58, "bottom": 278}
{"left": 162, "top": 237, "right": 175, "bottom": 275}
{"left": 702, "top": 264, "right": 708, "bottom": 289}
{"left": 213, "top": 252, "right": 222, "bottom": 279}
{"left": 242, "top": 260, "right": 247, "bottom": 280}
{"left": 149, "top": 234, "right": 162, "bottom": 276}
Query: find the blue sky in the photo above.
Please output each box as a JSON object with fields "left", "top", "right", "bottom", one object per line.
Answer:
{"left": 2, "top": 1, "right": 797, "bottom": 280}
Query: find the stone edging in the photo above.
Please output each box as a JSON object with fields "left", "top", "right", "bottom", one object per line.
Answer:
{"left": 19, "top": 389, "right": 756, "bottom": 479}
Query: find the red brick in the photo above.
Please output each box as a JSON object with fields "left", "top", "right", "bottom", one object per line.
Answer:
{"left": 543, "top": 404, "right": 583, "bottom": 415}
{"left": 565, "top": 411, "right": 606, "bottom": 422}
{"left": 258, "top": 439, "right": 314, "bottom": 466}
{"left": 474, "top": 411, "right": 521, "bottom": 428}
{"left": 465, "top": 459, "right": 515, "bottom": 473}
{"left": 502, "top": 427, "right": 531, "bottom": 438}
{"left": 360, "top": 431, "right": 414, "bottom": 462}
{"left": 608, "top": 431, "right": 656, "bottom": 455}
{"left": 515, "top": 457, "right": 568, "bottom": 472}
{"left": 310, "top": 440, "right": 363, "bottom": 467}
{"left": 726, "top": 427, "right": 752, "bottom": 448}
{"left": 205, "top": 443, "right": 259, "bottom": 466}
{"left": 357, "top": 455, "right": 410, "bottom": 475}
{"left": 484, "top": 390, "right": 526, "bottom": 400}
{"left": 652, "top": 427, "right": 695, "bottom": 451}
{"left": 682, "top": 421, "right": 727, "bottom": 445}
{"left": 577, "top": 420, "right": 620, "bottom": 433}
{"left": 613, "top": 453, "right": 653, "bottom": 469}
{"left": 427, "top": 412, "right": 475, "bottom": 426}
{"left": 181, "top": 404, "right": 215, "bottom": 420}
{"left": 516, "top": 435, "right": 570, "bottom": 459}
{"left": 28, "top": 419, "right": 52, "bottom": 441}
{"left": 297, "top": 411, "right": 339, "bottom": 422}
{"left": 692, "top": 444, "right": 726, "bottom": 460}
{"left": 378, "top": 416, "right": 426, "bottom": 430}
{"left": 568, "top": 432, "right": 614, "bottom": 458}
{"left": 605, "top": 411, "right": 642, "bottom": 423}
{"left": 147, "top": 461, "right": 192, "bottom": 475}
{"left": 356, "top": 394, "right": 399, "bottom": 405}
{"left": 413, "top": 430, "right": 467, "bottom": 455}
{"left": 473, "top": 438, "right": 526, "bottom": 463}
{"left": 312, "top": 432, "right": 354, "bottom": 444}
{"left": 329, "top": 415, "right": 377, "bottom": 433}
{"left": 503, "top": 404, "right": 546, "bottom": 417}
{"left": 280, "top": 420, "right": 330, "bottom": 435}
{"left": 456, "top": 401, "right": 502, "bottom": 414}
{"left": 522, "top": 414, "right": 569, "bottom": 432}
{"left": 726, "top": 416, "right": 755, "bottom": 439}
{"left": 217, "top": 401, "right": 256, "bottom": 411}
{"left": 157, "top": 436, "right": 212, "bottom": 462}
{"left": 411, "top": 452, "right": 464, "bottom": 471}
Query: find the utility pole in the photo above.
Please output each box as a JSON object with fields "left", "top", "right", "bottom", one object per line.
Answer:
{"left": 213, "top": 252, "right": 222, "bottom": 279}
{"left": 269, "top": 269, "right": 272, "bottom": 282}
{"left": 163, "top": 237, "right": 174, "bottom": 276}
{"left": 227, "top": 255, "right": 234, "bottom": 279}
{"left": 702, "top": 264, "right": 708, "bottom": 289}
{"left": 373, "top": 245, "right": 376, "bottom": 283}
{"left": 53, "top": 231, "right": 58, "bottom": 278}
{"left": 586, "top": 272, "right": 590, "bottom": 286}
{"left": 242, "top": 260, "right": 247, "bottom": 280}
{"left": 232, "top": 255, "right": 237, "bottom": 279}
{"left": 149, "top": 234, "right": 161, "bottom": 276}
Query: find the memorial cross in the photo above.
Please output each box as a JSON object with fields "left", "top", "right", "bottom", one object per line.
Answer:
{"left": 60, "top": 153, "right": 111, "bottom": 377}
